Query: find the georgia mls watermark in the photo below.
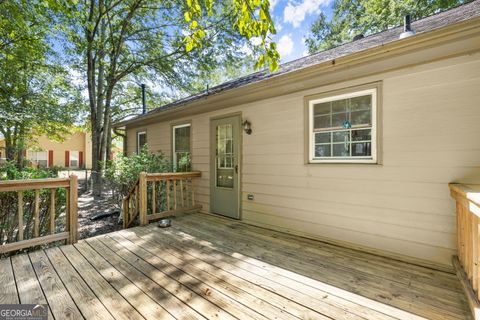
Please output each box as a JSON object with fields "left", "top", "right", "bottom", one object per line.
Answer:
{"left": 0, "top": 305, "right": 48, "bottom": 320}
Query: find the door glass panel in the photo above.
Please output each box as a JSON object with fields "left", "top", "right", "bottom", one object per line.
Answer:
{"left": 216, "top": 124, "right": 234, "bottom": 188}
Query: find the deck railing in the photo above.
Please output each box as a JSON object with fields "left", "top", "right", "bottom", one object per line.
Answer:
{"left": 450, "top": 183, "right": 480, "bottom": 319}
{"left": 123, "top": 171, "right": 201, "bottom": 228}
{"left": 0, "top": 175, "right": 78, "bottom": 254}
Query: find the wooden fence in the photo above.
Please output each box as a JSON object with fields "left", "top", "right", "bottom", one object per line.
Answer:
{"left": 123, "top": 171, "right": 201, "bottom": 228}
{"left": 0, "top": 175, "right": 78, "bottom": 254}
{"left": 450, "top": 183, "right": 480, "bottom": 319}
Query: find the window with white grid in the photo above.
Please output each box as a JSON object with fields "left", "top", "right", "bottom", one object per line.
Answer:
{"left": 308, "top": 88, "right": 377, "bottom": 163}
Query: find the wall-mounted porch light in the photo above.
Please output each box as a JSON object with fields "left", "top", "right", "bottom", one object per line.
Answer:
{"left": 242, "top": 120, "right": 252, "bottom": 135}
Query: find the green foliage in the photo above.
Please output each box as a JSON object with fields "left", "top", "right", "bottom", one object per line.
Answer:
{"left": 0, "top": 0, "right": 81, "bottom": 164}
{"left": 175, "top": 153, "right": 192, "bottom": 173}
{"left": 305, "top": 0, "right": 469, "bottom": 53}
{"left": 104, "top": 146, "right": 171, "bottom": 204}
{"left": 0, "top": 160, "right": 60, "bottom": 180}
{"left": 183, "top": 0, "right": 279, "bottom": 71}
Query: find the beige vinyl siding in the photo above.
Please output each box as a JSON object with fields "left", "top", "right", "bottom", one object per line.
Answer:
{"left": 126, "top": 52, "right": 480, "bottom": 267}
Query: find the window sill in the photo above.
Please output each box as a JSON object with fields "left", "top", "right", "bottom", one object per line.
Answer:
{"left": 305, "top": 161, "right": 382, "bottom": 166}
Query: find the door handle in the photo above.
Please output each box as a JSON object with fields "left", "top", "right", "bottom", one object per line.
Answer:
{"left": 235, "top": 165, "right": 238, "bottom": 173}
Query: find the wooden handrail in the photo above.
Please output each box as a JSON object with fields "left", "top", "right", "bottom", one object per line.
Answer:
{"left": 123, "top": 171, "right": 202, "bottom": 229}
{"left": 450, "top": 183, "right": 480, "bottom": 319}
{"left": 0, "top": 175, "right": 78, "bottom": 254}
{"left": 126, "top": 177, "right": 140, "bottom": 198}
{"left": 146, "top": 171, "right": 202, "bottom": 181}
{"left": 0, "top": 178, "right": 70, "bottom": 192}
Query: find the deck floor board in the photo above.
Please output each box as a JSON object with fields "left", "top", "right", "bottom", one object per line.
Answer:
{"left": 114, "top": 230, "right": 333, "bottom": 320}
{"left": 129, "top": 224, "right": 392, "bottom": 320}
{"left": 11, "top": 254, "right": 53, "bottom": 318}
{"left": 29, "top": 249, "right": 83, "bottom": 320}
{"left": 44, "top": 247, "right": 114, "bottom": 320}
{"left": 190, "top": 213, "right": 462, "bottom": 292}
{"left": 0, "top": 257, "right": 19, "bottom": 304}
{"left": 104, "top": 232, "right": 269, "bottom": 320}
{"left": 0, "top": 213, "right": 472, "bottom": 320}
{"left": 83, "top": 238, "right": 206, "bottom": 320}
{"left": 173, "top": 214, "right": 467, "bottom": 319}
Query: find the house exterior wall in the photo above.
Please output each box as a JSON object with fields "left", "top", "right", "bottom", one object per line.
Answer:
{"left": 126, "top": 52, "right": 480, "bottom": 268}
{"left": 29, "top": 132, "right": 92, "bottom": 169}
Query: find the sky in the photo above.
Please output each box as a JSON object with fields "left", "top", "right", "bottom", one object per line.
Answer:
{"left": 268, "top": 0, "right": 334, "bottom": 62}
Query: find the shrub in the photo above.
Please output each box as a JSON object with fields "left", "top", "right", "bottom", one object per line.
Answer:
{"left": 104, "top": 146, "right": 172, "bottom": 207}
{"left": 0, "top": 160, "right": 58, "bottom": 180}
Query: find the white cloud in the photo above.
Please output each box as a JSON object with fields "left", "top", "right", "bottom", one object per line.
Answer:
{"left": 277, "top": 34, "right": 294, "bottom": 57}
{"left": 272, "top": 15, "right": 283, "bottom": 32}
{"left": 239, "top": 43, "right": 253, "bottom": 55}
{"left": 284, "top": 0, "right": 330, "bottom": 28}
{"left": 250, "top": 36, "right": 263, "bottom": 46}
{"left": 270, "top": 0, "right": 280, "bottom": 10}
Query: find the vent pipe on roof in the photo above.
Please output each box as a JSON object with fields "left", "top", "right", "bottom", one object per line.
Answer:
{"left": 399, "top": 14, "right": 415, "bottom": 39}
{"left": 141, "top": 84, "right": 146, "bottom": 114}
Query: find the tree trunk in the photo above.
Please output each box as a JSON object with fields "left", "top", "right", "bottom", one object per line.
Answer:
{"left": 4, "top": 128, "right": 15, "bottom": 161}
{"left": 100, "top": 84, "right": 113, "bottom": 172}
{"left": 106, "top": 121, "right": 112, "bottom": 162}
{"left": 90, "top": 2, "right": 107, "bottom": 198}
{"left": 16, "top": 125, "right": 25, "bottom": 169}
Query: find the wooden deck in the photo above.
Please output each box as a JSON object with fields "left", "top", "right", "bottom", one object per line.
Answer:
{"left": 0, "top": 213, "right": 470, "bottom": 320}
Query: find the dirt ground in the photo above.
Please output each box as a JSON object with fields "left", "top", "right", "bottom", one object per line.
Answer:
{"left": 58, "top": 170, "right": 123, "bottom": 239}
{"left": 77, "top": 190, "right": 122, "bottom": 239}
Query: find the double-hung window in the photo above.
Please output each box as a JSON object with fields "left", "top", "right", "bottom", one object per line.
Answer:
{"left": 70, "top": 151, "right": 79, "bottom": 168}
{"left": 172, "top": 124, "right": 191, "bottom": 172}
{"left": 308, "top": 87, "right": 377, "bottom": 163}
{"left": 137, "top": 131, "right": 147, "bottom": 154}
{"left": 28, "top": 150, "right": 48, "bottom": 168}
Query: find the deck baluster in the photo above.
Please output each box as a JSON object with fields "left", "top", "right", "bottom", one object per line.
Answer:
{"left": 18, "top": 191, "right": 23, "bottom": 241}
{"left": 34, "top": 190, "right": 40, "bottom": 238}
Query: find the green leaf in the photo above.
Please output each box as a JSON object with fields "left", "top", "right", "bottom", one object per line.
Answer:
{"left": 185, "top": 38, "right": 193, "bottom": 52}
{"left": 269, "top": 59, "right": 278, "bottom": 72}
{"left": 260, "top": 9, "right": 267, "bottom": 20}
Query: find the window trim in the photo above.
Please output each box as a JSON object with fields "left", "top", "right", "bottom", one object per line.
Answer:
{"left": 172, "top": 123, "right": 191, "bottom": 171}
{"left": 307, "top": 87, "right": 378, "bottom": 164}
{"left": 136, "top": 131, "right": 147, "bottom": 154}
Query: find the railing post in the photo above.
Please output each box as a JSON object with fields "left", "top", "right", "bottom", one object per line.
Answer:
{"left": 68, "top": 175, "right": 78, "bottom": 244}
{"left": 450, "top": 183, "right": 480, "bottom": 319}
{"left": 473, "top": 214, "right": 479, "bottom": 291}
{"left": 139, "top": 172, "right": 148, "bottom": 226}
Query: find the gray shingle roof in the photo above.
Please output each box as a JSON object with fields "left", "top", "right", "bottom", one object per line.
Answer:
{"left": 123, "top": 0, "right": 480, "bottom": 123}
